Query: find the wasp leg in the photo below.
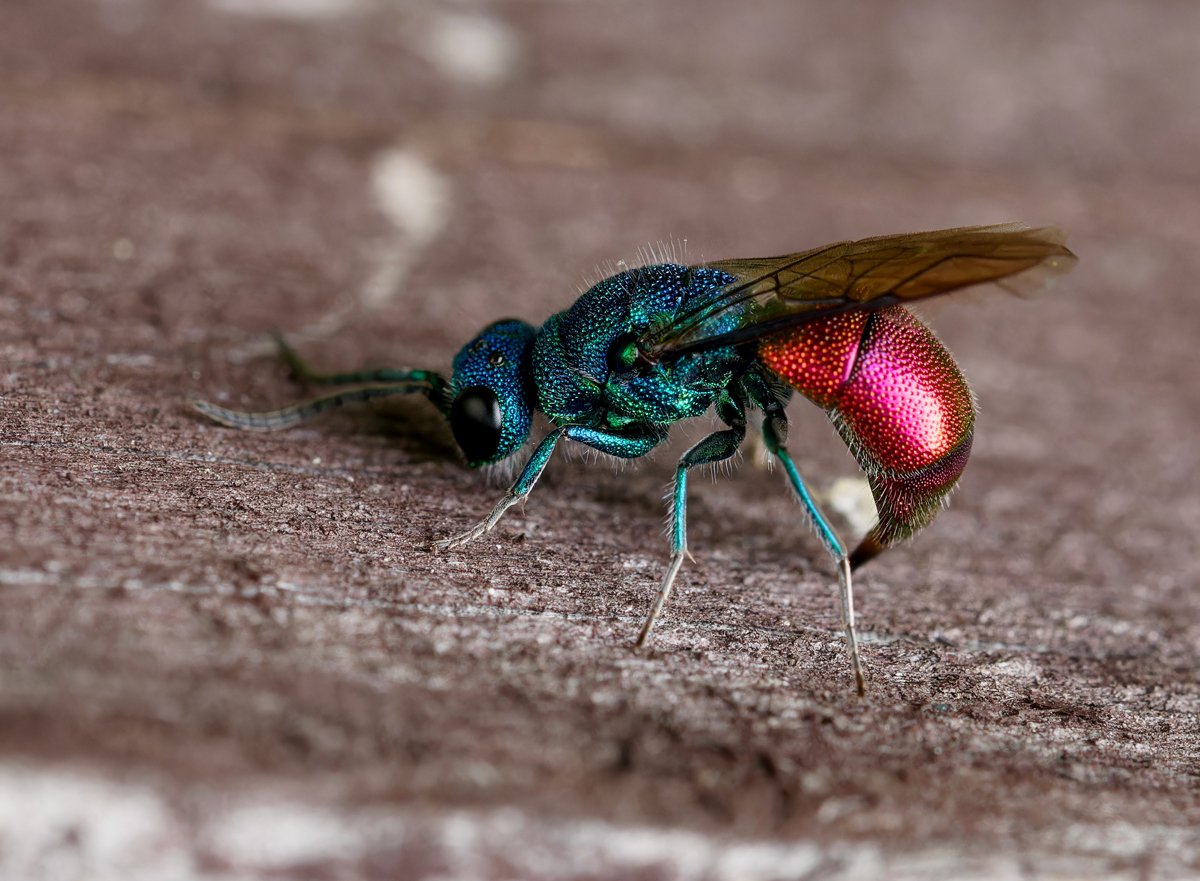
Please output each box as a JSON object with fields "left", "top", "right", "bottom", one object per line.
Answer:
{"left": 761, "top": 404, "right": 866, "bottom": 696}
{"left": 435, "top": 424, "right": 662, "bottom": 551}
{"left": 194, "top": 383, "right": 431, "bottom": 432}
{"left": 637, "top": 394, "right": 746, "bottom": 647}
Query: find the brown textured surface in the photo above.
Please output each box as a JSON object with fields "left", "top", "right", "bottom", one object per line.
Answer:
{"left": 2, "top": 1, "right": 1199, "bottom": 878}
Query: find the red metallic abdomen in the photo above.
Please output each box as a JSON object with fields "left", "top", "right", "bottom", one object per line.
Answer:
{"left": 758, "top": 306, "right": 976, "bottom": 555}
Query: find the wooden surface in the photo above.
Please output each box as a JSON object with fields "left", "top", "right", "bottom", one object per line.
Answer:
{"left": 2, "top": 1, "right": 1199, "bottom": 878}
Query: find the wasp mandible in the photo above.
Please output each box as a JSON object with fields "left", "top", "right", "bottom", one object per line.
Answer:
{"left": 197, "top": 224, "right": 1077, "bottom": 693}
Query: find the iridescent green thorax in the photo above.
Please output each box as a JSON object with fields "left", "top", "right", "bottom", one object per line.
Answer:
{"left": 532, "top": 263, "right": 747, "bottom": 429}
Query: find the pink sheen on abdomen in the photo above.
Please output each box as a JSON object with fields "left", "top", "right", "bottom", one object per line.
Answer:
{"left": 758, "top": 307, "right": 973, "bottom": 474}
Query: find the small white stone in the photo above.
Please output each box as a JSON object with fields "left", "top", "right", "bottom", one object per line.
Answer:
{"left": 422, "top": 12, "right": 521, "bottom": 87}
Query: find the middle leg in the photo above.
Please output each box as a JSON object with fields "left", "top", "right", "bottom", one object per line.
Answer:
{"left": 637, "top": 393, "right": 746, "bottom": 647}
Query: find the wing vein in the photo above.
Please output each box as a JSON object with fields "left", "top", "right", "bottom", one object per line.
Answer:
{"left": 639, "top": 224, "right": 1077, "bottom": 361}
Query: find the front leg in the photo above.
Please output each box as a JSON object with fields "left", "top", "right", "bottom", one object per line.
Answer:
{"left": 434, "top": 423, "right": 661, "bottom": 551}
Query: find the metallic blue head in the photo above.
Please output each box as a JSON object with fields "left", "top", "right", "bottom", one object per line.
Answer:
{"left": 448, "top": 319, "right": 538, "bottom": 467}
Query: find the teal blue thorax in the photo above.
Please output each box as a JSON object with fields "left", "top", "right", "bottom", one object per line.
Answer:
{"left": 531, "top": 264, "right": 744, "bottom": 433}
{"left": 446, "top": 263, "right": 746, "bottom": 467}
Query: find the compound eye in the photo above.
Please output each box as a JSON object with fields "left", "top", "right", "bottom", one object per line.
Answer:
{"left": 450, "top": 386, "right": 503, "bottom": 463}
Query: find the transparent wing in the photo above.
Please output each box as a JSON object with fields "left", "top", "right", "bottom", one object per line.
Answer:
{"left": 640, "top": 224, "right": 1077, "bottom": 360}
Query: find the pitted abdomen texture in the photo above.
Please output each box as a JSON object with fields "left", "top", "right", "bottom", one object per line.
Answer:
{"left": 759, "top": 306, "right": 976, "bottom": 547}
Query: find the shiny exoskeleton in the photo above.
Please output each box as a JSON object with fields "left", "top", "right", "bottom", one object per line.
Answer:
{"left": 197, "top": 225, "right": 1076, "bottom": 693}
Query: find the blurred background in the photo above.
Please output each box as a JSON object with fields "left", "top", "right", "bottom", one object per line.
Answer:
{"left": 2, "top": 1, "right": 1198, "bottom": 878}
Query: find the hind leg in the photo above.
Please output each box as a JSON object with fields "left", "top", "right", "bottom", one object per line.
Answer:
{"left": 754, "top": 385, "right": 865, "bottom": 695}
